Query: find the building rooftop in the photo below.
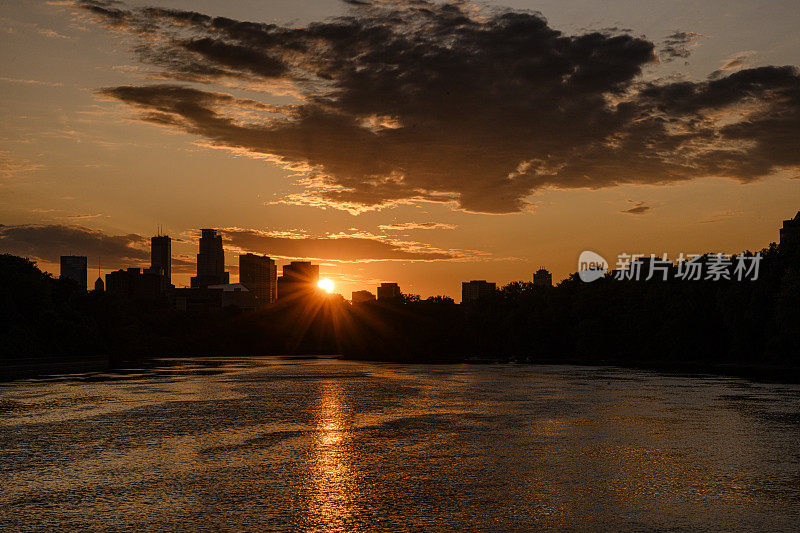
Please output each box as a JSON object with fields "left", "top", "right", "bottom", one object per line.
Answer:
{"left": 783, "top": 211, "right": 800, "bottom": 227}
{"left": 207, "top": 283, "right": 250, "bottom": 292}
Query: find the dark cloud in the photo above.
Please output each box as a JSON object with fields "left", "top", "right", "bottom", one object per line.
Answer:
{"left": 620, "top": 201, "right": 651, "bottom": 215}
{"left": 0, "top": 224, "right": 149, "bottom": 267}
{"left": 77, "top": 1, "right": 800, "bottom": 214}
{"left": 220, "top": 228, "right": 463, "bottom": 261}
{"left": 64, "top": 213, "right": 105, "bottom": 219}
{"left": 697, "top": 210, "right": 743, "bottom": 224}
{"left": 0, "top": 224, "right": 465, "bottom": 271}
{"left": 659, "top": 31, "right": 704, "bottom": 61}
{"left": 0, "top": 224, "right": 198, "bottom": 272}
{"left": 179, "top": 38, "right": 288, "bottom": 78}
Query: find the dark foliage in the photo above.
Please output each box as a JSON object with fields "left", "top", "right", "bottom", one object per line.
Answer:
{"left": 1, "top": 244, "right": 798, "bottom": 372}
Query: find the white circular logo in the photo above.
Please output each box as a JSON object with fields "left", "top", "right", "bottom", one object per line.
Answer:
{"left": 578, "top": 251, "right": 608, "bottom": 282}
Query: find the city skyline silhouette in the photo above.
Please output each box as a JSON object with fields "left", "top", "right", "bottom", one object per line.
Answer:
{"left": 1, "top": 0, "right": 799, "bottom": 300}
{"left": 2, "top": 2, "right": 800, "bottom": 530}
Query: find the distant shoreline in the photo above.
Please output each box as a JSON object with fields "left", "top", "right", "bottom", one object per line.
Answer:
{"left": 527, "top": 358, "right": 800, "bottom": 384}
{"left": 3, "top": 354, "right": 799, "bottom": 384}
{"left": 0, "top": 355, "right": 111, "bottom": 381}
{"left": 345, "top": 356, "right": 800, "bottom": 384}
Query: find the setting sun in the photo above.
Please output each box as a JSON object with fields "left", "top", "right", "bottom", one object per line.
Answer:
{"left": 318, "top": 278, "right": 334, "bottom": 293}
{"left": 2, "top": 0, "right": 800, "bottom": 530}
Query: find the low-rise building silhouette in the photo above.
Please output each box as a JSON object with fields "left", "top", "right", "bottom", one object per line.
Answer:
{"left": 191, "top": 228, "right": 229, "bottom": 288}
{"left": 174, "top": 284, "right": 256, "bottom": 312}
{"left": 377, "top": 282, "right": 401, "bottom": 300}
{"left": 208, "top": 283, "right": 257, "bottom": 310}
{"left": 106, "top": 267, "right": 162, "bottom": 300}
{"left": 533, "top": 268, "right": 553, "bottom": 287}
{"left": 60, "top": 255, "right": 87, "bottom": 290}
{"left": 278, "top": 261, "right": 319, "bottom": 300}
{"left": 239, "top": 253, "right": 277, "bottom": 304}
{"left": 780, "top": 210, "right": 800, "bottom": 249}
{"left": 352, "top": 290, "right": 376, "bottom": 303}
{"left": 462, "top": 280, "right": 496, "bottom": 304}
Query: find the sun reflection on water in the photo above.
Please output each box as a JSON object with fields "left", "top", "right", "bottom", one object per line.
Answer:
{"left": 307, "top": 381, "right": 357, "bottom": 531}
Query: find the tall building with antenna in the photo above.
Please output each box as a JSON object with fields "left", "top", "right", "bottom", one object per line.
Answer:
{"left": 94, "top": 257, "right": 104, "bottom": 292}
{"left": 149, "top": 233, "right": 171, "bottom": 285}
{"left": 60, "top": 255, "right": 87, "bottom": 290}
{"left": 143, "top": 227, "right": 172, "bottom": 291}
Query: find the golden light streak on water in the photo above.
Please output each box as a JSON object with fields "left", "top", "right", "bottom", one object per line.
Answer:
{"left": 307, "top": 381, "right": 356, "bottom": 531}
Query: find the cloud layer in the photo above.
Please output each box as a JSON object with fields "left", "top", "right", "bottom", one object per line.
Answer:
{"left": 0, "top": 224, "right": 149, "bottom": 268}
{"left": 78, "top": 0, "right": 800, "bottom": 213}
{"left": 0, "top": 224, "right": 465, "bottom": 266}
{"left": 620, "top": 201, "right": 651, "bottom": 215}
{"left": 220, "top": 228, "right": 463, "bottom": 261}
{"left": 378, "top": 222, "right": 457, "bottom": 231}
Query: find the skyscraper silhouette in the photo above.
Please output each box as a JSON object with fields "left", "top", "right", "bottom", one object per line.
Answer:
{"left": 191, "top": 228, "right": 229, "bottom": 288}
{"left": 149, "top": 235, "right": 171, "bottom": 285}
{"left": 60, "top": 255, "right": 87, "bottom": 290}
{"left": 239, "top": 253, "right": 277, "bottom": 303}
{"left": 277, "top": 261, "right": 319, "bottom": 300}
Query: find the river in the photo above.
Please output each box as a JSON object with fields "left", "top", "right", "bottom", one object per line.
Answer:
{"left": 1, "top": 357, "right": 799, "bottom": 531}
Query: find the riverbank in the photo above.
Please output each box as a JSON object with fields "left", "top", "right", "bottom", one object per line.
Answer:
{"left": 526, "top": 358, "right": 800, "bottom": 384}
{"left": 3, "top": 350, "right": 799, "bottom": 384}
{"left": 0, "top": 355, "right": 111, "bottom": 381}
{"left": 356, "top": 355, "right": 800, "bottom": 384}
{"left": 7, "top": 354, "right": 800, "bottom": 385}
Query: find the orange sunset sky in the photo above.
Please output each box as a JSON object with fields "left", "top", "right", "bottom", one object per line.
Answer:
{"left": 2, "top": 0, "right": 799, "bottom": 300}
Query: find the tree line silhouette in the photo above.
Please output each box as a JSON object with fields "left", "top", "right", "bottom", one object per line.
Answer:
{"left": 1, "top": 241, "right": 798, "bottom": 378}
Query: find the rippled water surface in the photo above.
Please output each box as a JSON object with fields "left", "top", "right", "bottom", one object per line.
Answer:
{"left": 2, "top": 357, "right": 799, "bottom": 531}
